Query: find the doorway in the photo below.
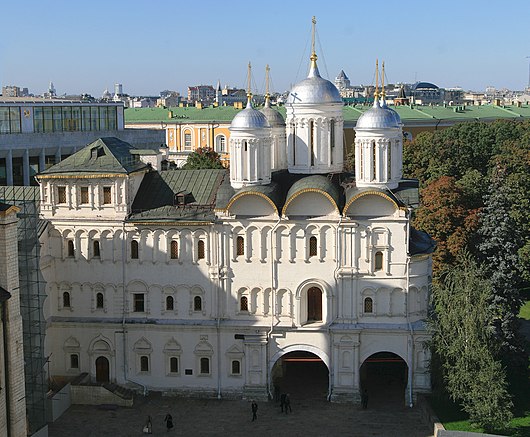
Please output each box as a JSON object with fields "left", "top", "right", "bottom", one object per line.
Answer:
{"left": 272, "top": 351, "right": 328, "bottom": 400}
{"left": 95, "top": 356, "right": 110, "bottom": 383}
{"left": 360, "top": 352, "right": 408, "bottom": 408}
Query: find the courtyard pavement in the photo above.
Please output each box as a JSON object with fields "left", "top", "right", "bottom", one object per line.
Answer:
{"left": 47, "top": 392, "right": 433, "bottom": 437}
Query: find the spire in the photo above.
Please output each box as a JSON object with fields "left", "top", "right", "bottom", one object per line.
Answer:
{"left": 308, "top": 16, "right": 321, "bottom": 78}
{"left": 381, "top": 61, "right": 388, "bottom": 108}
{"left": 373, "top": 59, "right": 380, "bottom": 108}
{"left": 246, "top": 62, "right": 253, "bottom": 108}
{"left": 265, "top": 64, "right": 271, "bottom": 108}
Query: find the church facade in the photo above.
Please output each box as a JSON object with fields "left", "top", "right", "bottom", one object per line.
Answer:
{"left": 38, "top": 28, "right": 434, "bottom": 405}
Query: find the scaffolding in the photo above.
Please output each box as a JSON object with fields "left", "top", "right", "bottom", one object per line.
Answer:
{"left": 0, "top": 186, "right": 47, "bottom": 435}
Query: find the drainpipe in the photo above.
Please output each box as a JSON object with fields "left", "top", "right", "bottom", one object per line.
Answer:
{"left": 327, "top": 214, "right": 343, "bottom": 401}
{"left": 2, "top": 298, "right": 11, "bottom": 437}
{"left": 266, "top": 216, "right": 281, "bottom": 398}
{"left": 405, "top": 208, "right": 414, "bottom": 408}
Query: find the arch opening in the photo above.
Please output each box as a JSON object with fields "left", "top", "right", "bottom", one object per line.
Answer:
{"left": 360, "top": 352, "right": 408, "bottom": 408}
{"left": 271, "top": 351, "right": 328, "bottom": 401}
{"left": 95, "top": 356, "right": 110, "bottom": 383}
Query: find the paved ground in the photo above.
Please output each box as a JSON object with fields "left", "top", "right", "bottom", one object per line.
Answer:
{"left": 48, "top": 393, "right": 433, "bottom": 437}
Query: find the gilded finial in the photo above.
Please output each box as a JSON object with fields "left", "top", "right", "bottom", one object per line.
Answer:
{"left": 381, "top": 61, "right": 386, "bottom": 98}
{"left": 310, "top": 16, "right": 318, "bottom": 65}
{"left": 374, "top": 59, "right": 380, "bottom": 99}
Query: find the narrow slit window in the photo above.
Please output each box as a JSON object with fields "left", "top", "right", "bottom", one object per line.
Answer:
{"left": 131, "top": 240, "right": 139, "bottom": 259}
{"left": 140, "top": 356, "right": 149, "bottom": 372}
{"left": 310, "top": 120, "right": 315, "bottom": 166}
{"left": 96, "top": 292, "right": 104, "bottom": 309}
{"left": 170, "top": 240, "right": 178, "bottom": 259}
{"left": 70, "top": 354, "right": 79, "bottom": 369}
{"left": 93, "top": 240, "right": 100, "bottom": 258}
{"left": 387, "top": 141, "right": 392, "bottom": 179}
{"left": 166, "top": 295, "right": 174, "bottom": 311}
{"left": 374, "top": 251, "right": 383, "bottom": 271}
{"left": 330, "top": 119, "right": 335, "bottom": 165}
{"left": 240, "top": 296, "right": 248, "bottom": 312}
{"left": 359, "top": 143, "right": 364, "bottom": 179}
{"left": 194, "top": 296, "right": 202, "bottom": 312}
{"left": 197, "top": 240, "right": 205, "bottom": 260}
{"left": 67, "top": 240, "right": 75, "bottom": 257}
{"left": 364, "top": 297, "right": 373, "bottom": 313}
{"left": 372, "top": 141, "right": 377, "bottom": 181}
{"left": 231, "top": 360, "right": 241, "bottom": 375}
{"left": 292, "top": 123, "right": 296, "bottom": 165}
{"left": 309, "top": 236, "right": 317, "bottom": 257}
{"left": 170, "top": 357, "right": 179, "bottom": 373}
{"left": 200, "top": 357, "right": 210, "bottom": 374}
{"left": 63, "top": 291, "right": 71, "bottom": 308}
{"left": 236, "top": 236, "right": 244, "bottom": 257}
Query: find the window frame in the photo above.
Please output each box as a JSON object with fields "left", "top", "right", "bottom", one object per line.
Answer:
{"left": 102, "top": 186, "right": 112, "bottom": 205}
{"left": 133, "top": 293, "right": 145, "bottom": 313}
{"left": 130, "top": 240, "right": 139, "bottom": 260}
{"left": 199, "top": 357, "right": 210, "bottom": 375}
{"left": 80, "top": 186, "right": 89, "bottom": 205}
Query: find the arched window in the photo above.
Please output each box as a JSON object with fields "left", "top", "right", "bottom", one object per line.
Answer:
{"left": 166, "top": 295, "right": 174, "bottom": 311}
{"left": 184, "top": 131, "right": 192, "bottom": 150}
{"left": 231, "top": 360, "right": 241, "bottom": 375}
{"left": 374, "top": 251, "right": 383, "bottom": 271}
{"left": 63, "top": 291, "right": 71, "bottom": 308}
{"left": 330, "top": 119, "right": 335, "bottom": 165}
{"left": 170, "top": 240, "right": 178, "bottom": 259}
{"left": 200, "top": 357, "right": 210, "bottom": 375}
{"left": 67, "top": 240, "right": 75, "bottom": 257}
{"left": 307, "top": 287, "right": 322, "bottom": 322}
{"left": 216, "top": 135, "right": 226, "bottom": 153}
{"left": 96, "top": 292, "right": 104, "bottom": 309}
{"left": 236, "top": 236, "right": 244, "bottom": 257}
{"left": 197, "top": 240, "right": 205, "bottom": 260}
{"left": 364, "top": 297, "right": 373, "bottom": 313}
{"left": 243, "top": 141, "right": 247, "bottom": 152}
{"left": 131, "top": 240, "right": 139, "bottom": 259}
{"left": 240, "top": 296, "right": 248, "bottom": 312}
{"left": 194, "top": 296, "right": 202, "bottom": 312}
{"left": 310, "top": 120, "right": 315, "bottom": 166}
{"left": 170, "top": 357, "right": 179, "bottom": 373}
{"left": 93, "top": 240, "right": 100, "bottom": 258}
{"left": 140, "top": 356, "right": 149, "bottom": 372}
{"left": 359, "top": 142, "right": 364, "bottom": 179}
{"left": 70, "top": 354, "right": 79, "bottom": 369}
{"left": 309, "top": 236, "right": 318, "bottom": 257}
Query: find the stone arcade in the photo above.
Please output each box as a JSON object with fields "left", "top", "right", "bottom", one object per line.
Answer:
{"left": 38, "top": 21, "right": 434, "bottom": 405}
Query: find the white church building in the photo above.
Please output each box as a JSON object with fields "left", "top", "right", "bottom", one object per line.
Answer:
{"left": 37, "top": 26, "right": 434, "bottom": 405}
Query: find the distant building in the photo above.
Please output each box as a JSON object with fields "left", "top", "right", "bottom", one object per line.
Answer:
{"left": 410, "top": 82, "right": 442, "bottom": 105}
{"left": 187, "top": 85, "right": 215, "bottom": 103}
{"left": 335, "top": 70, "right": 351, "bottom": 90}
{"left": 1, "top": 86, "right": 29, "bottom": 98}
{"left": 394, "top": 85, "right": 410, "bottom": 106}
{"left": 0, "top": 97, "right": 164, "bottom": 186}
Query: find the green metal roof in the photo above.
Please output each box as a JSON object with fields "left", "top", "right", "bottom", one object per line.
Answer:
{"left": 125, "top": 104, "right": 530, "bottom": 125}
{"left": 284, "top": 174, "right": 341, "bottom": 211}
{"left": 129, "top": 169, "right": 227, "bottom": 222}
{"left": 40, "top": 137, "right": 148, "bottom": 176}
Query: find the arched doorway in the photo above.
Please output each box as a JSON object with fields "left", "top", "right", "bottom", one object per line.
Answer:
{"left": 360, "top": 352, "right": 408, "bottom": 408}
{"left": 307, "top": 287, "right": 322, "bottom": 322}
{"left": 271, "top": 351, "right": 328, "bottom": 400}
{"left": 95, "top": 356, "right": 110, "bottom": 383}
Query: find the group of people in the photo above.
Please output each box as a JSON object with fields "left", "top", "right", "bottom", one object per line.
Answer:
{"left": 249, "top": 392, "right": 293, "bottom": 422}
{"left": 142, "top": 414, "right": 173, "bottom": 434}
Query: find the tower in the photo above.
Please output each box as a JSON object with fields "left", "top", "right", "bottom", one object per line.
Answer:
{"left": 259, "top": 65, "right": 287, "bottom": 171}
{"left": 229, "top": 63, "right": 272, "bottom": 189}
{"left": 354, "top": 60, "right": 403, "bottom": 190}
{"left": 285, "top": 17, "right": 344, "bottom": 174}
{"left": 215, "top": 80, "right": 223, "bottom": 106}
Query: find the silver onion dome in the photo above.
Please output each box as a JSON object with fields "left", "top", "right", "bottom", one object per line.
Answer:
{"left": 286, "top": 62, "right": 341, "bottom": 105}
{"left": 260, "top": 98, "right": 285, "bottom": 127}
{"left": 230, "top": 98, "right": 270, "bottom": 130}
{"left": 356, "top": 99, "right": 401, "bottom": 130}
{"left": 380, "top": 97, "right": 402, "bottom": 126}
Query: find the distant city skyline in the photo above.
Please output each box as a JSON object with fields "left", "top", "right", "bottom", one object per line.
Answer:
{"left": 1, "top": 0, "right": 530, "bottom": 97}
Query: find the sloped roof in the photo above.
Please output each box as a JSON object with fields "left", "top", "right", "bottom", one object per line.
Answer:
{"left": 40, "top": 137, "right": 149, "bottom": 177}
{"left": 129, "top": 169, "right": 226, "bottom": 223}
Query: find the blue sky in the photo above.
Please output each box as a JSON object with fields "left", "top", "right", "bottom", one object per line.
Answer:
{"left": 1, "top": 0, "right": 529, "bottom": 96}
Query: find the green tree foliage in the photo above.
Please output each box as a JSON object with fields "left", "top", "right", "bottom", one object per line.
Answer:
{"left": 429, "top": 253, "right": 513, "bottom": 431}
{"left": 182, "top": 147, "right": 224, "bottom": 170}
{"left": 478, "top": 168, "right": 527, "bottom": 367}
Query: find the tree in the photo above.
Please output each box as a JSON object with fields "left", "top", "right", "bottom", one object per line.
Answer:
{"left": 429, "top": 253, "right": 513, "bottom": 431}
{"left": 182, "top": 147, "right": 224, "bottom": 169}
{"left": 478, "top": 168, "right": 527, "bottom": 367}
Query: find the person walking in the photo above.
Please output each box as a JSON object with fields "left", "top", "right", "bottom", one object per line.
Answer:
{"left": 361, "top": 389, "right": 369, "bottom": 409}
{"left": 280, "top": 393, "right": 286, "bottom": 412}
{"left": 284, "top": 394, "right": 292, "bottom": 414}
{"left": 164, "top": 413, "right": 174, "bottom": 432}
{"left": 251, "top": 400, "right": 258, "bottom": 421}
{"left": 142, "top": 415, "right": 152, "bottom": 434}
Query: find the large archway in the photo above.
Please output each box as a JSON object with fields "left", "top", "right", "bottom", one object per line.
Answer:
{"left": 271, "top": 351, "right": 329, "bottom": 400}
{"left": 360, "top": 352, "right": 408, "bottom": 408}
